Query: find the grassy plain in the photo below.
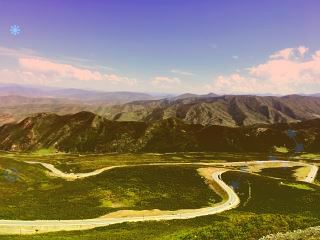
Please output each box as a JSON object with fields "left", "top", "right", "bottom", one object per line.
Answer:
{"left": 0, "top": 171, "right": 319, "bottom": 240}
{"left": 0, "top": 152, "right": 319, "bottom": 239}
{"left": 0, "top": 158, "right": 221, "bottom": 220}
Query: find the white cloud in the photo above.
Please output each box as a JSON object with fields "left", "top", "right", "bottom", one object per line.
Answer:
{"left": 0, "top": 46, "right": 137, "bottom": 88}
{"left": 207, "top": 46, "right": 320, "bottom": 94}
{"left": 0, "top": 46, "right": 38, "bottom": 58}
{"left": 151, "top": 76, "right": 181, "bottom": 89}
{"left": 270, "top": 48, "right": 295, "bottom": 60}
{"left": 270, "top": 45, "right": 309, "bottom": 60}
{"left": 298, "top": 46, "right": 309, "bottom": 57}
{"left": 232, "top": 55, "right": 239, "bottom": 60}
{"left": 170, "top": 69, "right": 194, "bottom": 76}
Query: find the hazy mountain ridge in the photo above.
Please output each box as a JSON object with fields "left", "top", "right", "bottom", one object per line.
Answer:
{"left": 0, "top": 83, "right": 156, "bottom": 103}
{"left": 1, "top": 84, "right": 320, "bottom": 127}
{"left": 97, "top": 95, "right": 320, "bottom": 127}
{"left": 0, "top": 111, "right": 319, "bottom": 153}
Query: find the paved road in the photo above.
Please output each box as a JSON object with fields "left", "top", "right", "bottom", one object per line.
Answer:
{"left": 304, "top": 164, "right": 319, "bottom": 183}
{"left": 0, "top": 170, "right": 240, "bottom": 235}
{"left": 26, "top": 161, "right": 119, "bottom": 180}
{"left": 0, "top": 160, "right": 317, "bottom": 234}
{"left": 26, "top": 160, "right": 318, "bottom": 183}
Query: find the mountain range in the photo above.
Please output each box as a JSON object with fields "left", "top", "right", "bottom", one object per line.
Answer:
{"left": 98, "top": 94, "right": 320, "bottom": 127}
{"left": 0, "top": 111, "right": 319, "bottom": 153}
{"left": 0, "top": 83, "right": 156, "bottom": 103}
{"left": 1, "top": 84, "right": 320, "bottom": 128}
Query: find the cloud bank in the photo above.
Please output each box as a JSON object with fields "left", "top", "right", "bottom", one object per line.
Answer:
{"left": 207, "top": 46, "right": 320, "bottom": 94}
{"left": 0, "top": 47, "right": 137, "bottom": 88}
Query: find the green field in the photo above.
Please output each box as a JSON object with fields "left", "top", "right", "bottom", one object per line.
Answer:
{"left": 0, "top": 158, "right": 221, "bottom": 220}
{"left": 0, "top": 152, "right": 319, "bottom": 239}
{"left": 258, "top": 166, "right": 301, "bottom": 181}
{"left": 0, "top": 170, "right": 319, "bottom": 240}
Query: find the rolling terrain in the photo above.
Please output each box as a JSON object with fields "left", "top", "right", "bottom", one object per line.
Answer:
{"left": 0, "top": 154, "right": 319, "bottom": 238}
{"left": 97, "top": 95, "right": 320, "bottom": 126}
{"left": 0, "top": 111, "right": 319, "bottom": 153}
{"left": 1, "top": 85, "right": 320, "bottom": 127}
{"left": 0, "top": 84, "right": 159, "bottom": 125}
{"left": 0, "top": 95, "right": 320, "bottom": 127}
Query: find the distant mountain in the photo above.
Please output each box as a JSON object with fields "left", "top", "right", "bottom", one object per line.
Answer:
{"left": 0, "top": 83, "right": 156, "bottom": 103}
{"left": 1, "top": 94, "right": 320, "bottom": 127}
{"left": 0, "top": 95, "right": 79, "bottom": 106}
{"left": 49, "top": 88, "right": 155, "bottom": 103}
{"left": 0, "top": 111, "right": 319, "bottom": 153}
{"left": 172, "top": 92, "right": 219, "bottom": 100}
{"left": 0, "top": 84, "right": 50, "bottom": 98}
{"left": 96, "top": 95, "right": 320, "bottom": 127}
{"left": 0, "top": 95, "right": 92, "bottom": 125}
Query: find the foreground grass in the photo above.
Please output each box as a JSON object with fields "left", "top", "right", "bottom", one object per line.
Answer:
{"left": 280, "top": 182, "right": 315, "bottom": 191}
{"left": 222, "top": 171, "right": 320, "bottom": 216}
{"left": 0, "top": 213, "right": 318, "bottom": 240}
{"left": 1, "top": 171, "right": 320, "bottom": 240}
{"left": 0, "top": 158, "right": 220, "bottom": 220}
{"left": 1, "top": 152, "right": 319, "bottom": 239}
{"left": 258, "top": 166, "right": 301, "bottom": 181}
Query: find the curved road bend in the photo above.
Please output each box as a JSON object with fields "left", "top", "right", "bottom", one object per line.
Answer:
{"left": 0, "top": 170, "right": 240, "bottom": 235}
{"left": 26, "top": 160, "right": 319, "bottom": 183}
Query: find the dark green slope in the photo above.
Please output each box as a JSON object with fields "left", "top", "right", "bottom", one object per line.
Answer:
{"left": 0, "top": 111, "right": 319, "bottom": 153}
{"left": 97, "top": 95, "right": 320, "bottom": 127}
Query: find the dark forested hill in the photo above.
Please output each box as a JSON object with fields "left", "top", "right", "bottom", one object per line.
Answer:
{"left": 97, "top": 95, "right": 320, "bottom": 127}
{"left": 0, "top": 111, "right": 319, "bottom": 153}
{"left": 1, "top": 94, "right": 320, "bottom": 127}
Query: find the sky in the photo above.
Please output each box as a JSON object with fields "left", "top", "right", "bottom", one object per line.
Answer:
{"left": 0, "top": 0, "right": 320, "bottom": 94}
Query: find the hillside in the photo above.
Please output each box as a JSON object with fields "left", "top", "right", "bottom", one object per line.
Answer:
{"left": 0, "top": 111, "right": 319, "bottom": 153}
{"left": 1, "top": 94, "right": 320, "bottom": 127}
{"left": 0, "top": 83, "right": 155, "bottom": 103}
{"left": 97, "top": 95, "right": 320, "bottom": 127}
{"left": 260, "top": 226, "right": 320, "bottom": 240}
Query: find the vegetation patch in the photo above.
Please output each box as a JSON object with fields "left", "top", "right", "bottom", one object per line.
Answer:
{"left": 274, "top": 146, "right": 289, "bottom": 153}
{"left": 258, "top": 166, "right": 301, "bottom": 181}
{"left": 280, "top": 182, "right": 315, "bottom": 191}
{"left": 222, "top": 171, "right": 320, "bottom": 216}
{"left": 0, "top": 154, "right": 319, "bottom": 239}
{"left": 0, "top": 159, "right": 221, "bottom": 220}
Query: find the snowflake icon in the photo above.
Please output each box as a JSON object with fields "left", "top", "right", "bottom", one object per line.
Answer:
{"left": 10, "top": 25, "right": 21, "bottom": 36}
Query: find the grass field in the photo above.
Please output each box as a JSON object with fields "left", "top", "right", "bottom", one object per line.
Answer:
{"left": 0, "top": 158, "right": 221, "bottom": 220}
{"left": 0, "top": 171, "right": 319, "bottom": 240}
{"left": 316, "top": 169, "right": 320, "bottom": 185}
{"left": 222, "top": 171, "right": 320, "bottom": 215}
{"left": 258, "top": 166, "right": 301, "bottom": 181}
{"left": 0, "top": 152, "right": 319, "bottom": 239}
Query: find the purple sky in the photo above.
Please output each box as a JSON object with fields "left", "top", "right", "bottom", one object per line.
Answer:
{"left": 0, "top": 0, "right": 319, "bottom": 94}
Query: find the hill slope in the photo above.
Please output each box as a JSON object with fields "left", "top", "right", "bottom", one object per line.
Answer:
{"left": 1, "top": 94, "right": 320, "bottom": 127}
{"left": 97, "top": 95, "right": 320, "bottom": 127}
{"left": 0, "top": 112, "right": 319, "bottom": 153}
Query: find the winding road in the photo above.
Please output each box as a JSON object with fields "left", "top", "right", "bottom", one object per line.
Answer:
{"left": 0, "top": 160, "right": 318, "bottom": 235}
{"left": 0, "top": 170, "right": 239, "bottom": 235}
{"left": 26, "top": 160, "right": 318, "bottom": 183}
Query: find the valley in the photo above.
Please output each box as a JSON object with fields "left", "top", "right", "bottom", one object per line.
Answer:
{"left": 0, "top": 151, "right": 319, "bottom": 238}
